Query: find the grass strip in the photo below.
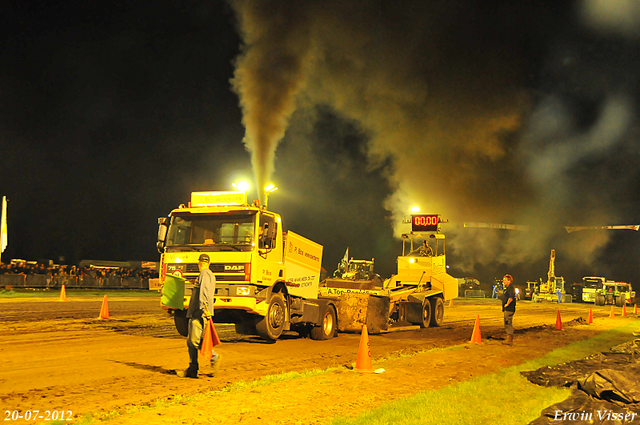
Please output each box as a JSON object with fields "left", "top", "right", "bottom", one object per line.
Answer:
{"left": 330, "top": 320, "right": 640, "bottom": 425}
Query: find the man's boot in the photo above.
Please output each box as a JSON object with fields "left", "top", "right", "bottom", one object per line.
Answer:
{"left": 502, "top": 335, "right": 513, "bottom": 346}
{"left": 176, "top": 365, "right": 198, "bottom": 378}
{"left": 184, "top": 365, "right": 198, "bottom": 378}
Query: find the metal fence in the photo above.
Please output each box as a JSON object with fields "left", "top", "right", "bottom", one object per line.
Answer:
{"left": 0, "top": 274, "right": 26, "bottom": 288}
{"left": 0, "top": 274, "right": 150, "bottom": 289}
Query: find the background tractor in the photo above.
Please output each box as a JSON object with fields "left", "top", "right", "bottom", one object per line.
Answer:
{"left": 595, "top": 281, "right": 635, "bottom": 307}
{"left": 532, "top": 249, "right": 572, "bottom": 303}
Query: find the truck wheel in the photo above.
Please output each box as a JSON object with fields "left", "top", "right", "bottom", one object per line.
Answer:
{"left": 429, "top": 297, "right": 445, "bottom": 327}
{"left": 310, "top": 305, "right": 337, "bottom": 340}
{"left": 615, "top": 296, "right": 624, "bottom": 307}
{"left": 420, "top": 300, "right": 432, "bottom": 328}
{"left": 174, "top": 309, "right": 188, "bottom": 337}
{"left": 256, "top": 293, "right": 286, "bottom": 340}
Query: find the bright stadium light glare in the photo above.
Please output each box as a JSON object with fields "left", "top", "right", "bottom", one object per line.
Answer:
{"left": 411, "top": 206, "right": 420, "bottom": 212}
{"left": 232, "top": 181, "right": 250, "bottom": 192}
{"left": 264, "top": 184, "right": 278, "bottom": 209}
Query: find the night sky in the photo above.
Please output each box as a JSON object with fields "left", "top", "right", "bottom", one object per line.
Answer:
{"left": 2, "top": 1, "right": 640, "bottom": 290}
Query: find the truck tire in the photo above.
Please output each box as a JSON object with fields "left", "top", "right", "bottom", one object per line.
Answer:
{"left": 419, "top": 299, "right": 432, "bottom": 328}
{"left": 615, "top": 295, "right": 624, "bottom": 307}
{"left": 174, "top": 309, "right": 188, "bottom": 337}
{"left": 256, "top": 293, "right": 286, "bottom": 340}
{"left": 429, "top": 297, "right": 444, "bottom": 327}
{"left": 310, "top": 305, "right": 337, "bottom": 340}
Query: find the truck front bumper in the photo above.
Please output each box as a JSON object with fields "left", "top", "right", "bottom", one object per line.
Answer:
{"left": 215, "top": 296, "right": 268, "bottom": 316}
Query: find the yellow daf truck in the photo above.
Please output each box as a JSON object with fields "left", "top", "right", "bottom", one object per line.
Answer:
{"left": 157, "top": 191, "right": 337, "bottom": 341}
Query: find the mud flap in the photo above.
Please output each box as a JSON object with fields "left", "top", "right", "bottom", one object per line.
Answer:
{"left": 337, "top": 293, "right": 390, "bottom": 333}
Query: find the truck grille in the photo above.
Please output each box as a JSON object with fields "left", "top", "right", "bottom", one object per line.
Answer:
{"left": 185, "top": 263, "right": 235, "bottom": 273}
{"left": 215, "top": 275, "right": 245, "bottom": 281}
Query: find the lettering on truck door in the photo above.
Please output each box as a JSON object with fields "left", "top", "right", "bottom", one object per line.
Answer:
{"left": 284, "top": 231, "right": 323, "bottom": 299}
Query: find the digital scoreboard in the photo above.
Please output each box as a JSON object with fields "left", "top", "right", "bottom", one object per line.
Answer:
{"left": 411, "top": 214, "right": 440, "bottom": 232}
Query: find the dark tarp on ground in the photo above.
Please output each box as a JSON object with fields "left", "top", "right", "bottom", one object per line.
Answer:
{"left": 523, "top": 339, "right": 640, "bottom": 425}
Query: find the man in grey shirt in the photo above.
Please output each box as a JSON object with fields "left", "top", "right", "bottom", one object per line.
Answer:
{"left": 184, "top": 253, "right": 219, "bottom": 378}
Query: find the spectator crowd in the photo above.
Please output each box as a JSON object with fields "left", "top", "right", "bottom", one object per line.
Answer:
{"left": 0, "top": 261, "right": 158, "bottom": 278}
{"left": 0, "top": 260, "right": 158, "bottom": 289}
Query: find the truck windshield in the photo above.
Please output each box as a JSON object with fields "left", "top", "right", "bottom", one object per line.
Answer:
{"left": 583, "top": 279, "right": 603, "bottom": 289}
{"left": 348, "top": 263, "right": 367, "bottom": 273}
{"left": 617, "top": 285, "right": 629, "bottom": 292}
{"left": 166, "top": 212, "right": 256, "bottom": 251}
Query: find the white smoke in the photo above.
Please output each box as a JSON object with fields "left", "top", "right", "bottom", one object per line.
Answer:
{"left": 581, "top": 0, "right": 640, "bottom": 38}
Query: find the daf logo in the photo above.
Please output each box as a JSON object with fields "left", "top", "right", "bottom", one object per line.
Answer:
{"left": 224, "top": 265, "right": 244, "bottom": 272}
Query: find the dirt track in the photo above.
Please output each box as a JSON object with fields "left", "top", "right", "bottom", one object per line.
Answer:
{"left": 0, "top": 294, "right": 637, "bottom": 424}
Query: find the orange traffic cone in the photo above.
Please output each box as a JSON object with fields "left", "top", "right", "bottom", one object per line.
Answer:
{"left": 449, "top": 299, "right": 453, "bottom": 307}
{"left": 622, "top": 304, "right": 627, "bottom": 317}
{"left": 98, "top": 295, "right": 109, "bottom": 319}
{"left": 555, "top": 310, "right": 563, "bottom": 330}
{"left": 211, "top": 320, "right": 221, "bottom": 346}
{"left": 609, "top": 305, "right": 615, "bottom": 319}
{"left": 59, "top": 285, "right": 67, "bottom": 301}
{"left": 588, "top": 308, "right": 593, "bottom": 324}
{"left": 355, "top": 325, "right": 373, "bottom": 373}
{"left": 200, "top": 318, "right": 221, "bottom": 361}
{"left": 469, "top": 315, "right": 482, "bottom": 344}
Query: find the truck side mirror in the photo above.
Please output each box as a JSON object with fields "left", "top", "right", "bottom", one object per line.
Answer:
{"left": 157, "top": 217, "right": 168, "bottom": 253}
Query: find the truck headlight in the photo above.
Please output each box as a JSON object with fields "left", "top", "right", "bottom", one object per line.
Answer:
{"left": 237, "top": 286, "right": 251, "bottom": 296}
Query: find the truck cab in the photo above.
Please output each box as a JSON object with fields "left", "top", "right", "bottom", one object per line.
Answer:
{"left": 582, "top": 276, "right": 605, "bottom": 303}
{"left": 524, "top": 280, "right": 538, "bottom": 300}
{"left": 157, "top": 191, "right": 283, "bottom": 295}
{"left": 342, "top": 260, "right": 375, "bottom": 281}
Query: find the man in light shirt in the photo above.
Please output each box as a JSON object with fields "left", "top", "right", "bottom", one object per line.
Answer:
{"left": 183, "top": 254, "right": 219, "bottom": 378}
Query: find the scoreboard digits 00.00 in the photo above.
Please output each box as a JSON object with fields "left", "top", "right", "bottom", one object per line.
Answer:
{"left": 411, "top": 214, "right": 439, "bottom": 232}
